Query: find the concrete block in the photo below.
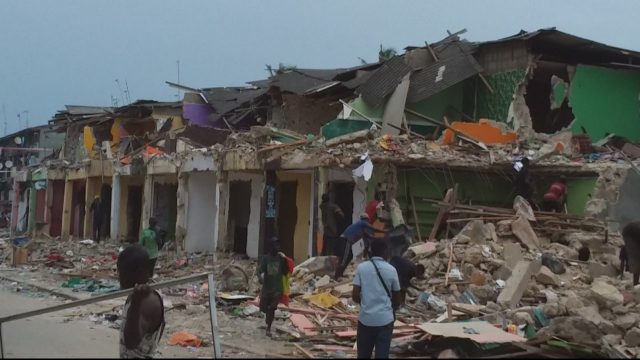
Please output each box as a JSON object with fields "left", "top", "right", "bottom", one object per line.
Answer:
{"left": 497, "top": 260, "right": 541, "bottom": 309}
{"left": 503, "top": 242, "right": 523, "bottom": 269}
{"left": 588, "top": 261, "right": 618, "bottom": 279}
{"left": 511, "top": 216, "right": 540, "bottom": 250}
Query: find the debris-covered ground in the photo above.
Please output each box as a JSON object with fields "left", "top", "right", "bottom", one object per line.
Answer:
{"left": 0, "top": 201, "right": 639, "bottom": 359}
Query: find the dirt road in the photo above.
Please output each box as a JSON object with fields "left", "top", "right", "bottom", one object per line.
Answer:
{"left": 0, "top": 289, "right": 118, "bottom": 358}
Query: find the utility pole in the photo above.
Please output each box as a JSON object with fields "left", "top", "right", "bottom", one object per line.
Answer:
{"left": 115, "top": 79, "right": 125, "bottom": 106}
{"left": 176, "top": 60, "right": 181, "bottom": 100}
{"left": 2, "top": 104, "right": 7, "bottom": 136}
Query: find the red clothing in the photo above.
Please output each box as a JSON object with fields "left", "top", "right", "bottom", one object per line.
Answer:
{"left": 543, "top": 181, "right": 566, "bottom": 202}
{"left": 365, "top": 200, "right": 379, "bottom": 224}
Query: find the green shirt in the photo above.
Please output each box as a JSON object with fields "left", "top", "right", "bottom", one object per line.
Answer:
{"left": 259, "top": 255, "right": 285, "bottom": 295}
{"left": 139, "top": 228, "right": 158, "bottom": 259}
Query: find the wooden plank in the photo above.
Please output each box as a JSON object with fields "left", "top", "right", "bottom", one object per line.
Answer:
{"left": 428, "top": 189, "right": 453, "bottom": 241}
{"left": 444, "top": 242, "right": 454, "bottom": 286}
{"left": 294, "top": 344, "right": 315, "bottom": 359}
{"left": 410, "top": 195, "right": 422, "bottom": 242}
{"left": 335, "top": 327, "right": 420, "bottom": 338}
{"left": 290, "top": 313, "right": 318, "bottom": 336}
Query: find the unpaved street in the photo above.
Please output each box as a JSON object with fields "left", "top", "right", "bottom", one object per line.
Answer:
{"left": 0, "top": 288, "right": 118, "bottom": 358}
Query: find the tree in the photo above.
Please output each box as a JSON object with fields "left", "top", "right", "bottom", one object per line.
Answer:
{"left": 265, "top": 62, "right": 297, "bottom": 76}
{"left": 378, "top": 45, "right": 397, "bottom": 62}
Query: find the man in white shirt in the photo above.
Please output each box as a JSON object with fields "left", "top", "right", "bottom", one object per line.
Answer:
{"left": 352, "top": 239, "right": 401, "bottom": 359}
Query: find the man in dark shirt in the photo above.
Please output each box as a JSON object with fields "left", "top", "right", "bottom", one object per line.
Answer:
{"left": 320, "top": 194, "right": 344, "bottom": 256}
{"left": 258, "top": 237, "right": 287, "bottom": 337}
{"left": 334, "top": 213, "right": 386, "bottom": 280}
{"left": 514, "top": 157, "right": 534, "bottom": 206}
{"left": 389, "top": 256, "right": 425, "bottom": 305}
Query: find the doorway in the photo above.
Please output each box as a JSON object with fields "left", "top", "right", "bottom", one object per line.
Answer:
{"left": 127, "top": 185, "right": 143, "bottom": 242}
{"left": 277, "top": 181, "right": 297, "bottom": 260}
{"left": 328, "top": 182, "right": 354, "bottom": 236}
{"left": 70, "top": 180, "right": 86, "bottom": 237}
{"left": 49, "top": 180, "right": 65, "bottom": 237}
{"left": 153, "top": 182, "right": 177, "bottom": 241}
{"left": 228, "top": 180, "right": 252, "bottom": 255}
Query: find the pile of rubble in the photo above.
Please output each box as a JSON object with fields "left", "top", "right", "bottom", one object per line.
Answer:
{"left": 222, "top": 199, "right": 639, "bottom": 358}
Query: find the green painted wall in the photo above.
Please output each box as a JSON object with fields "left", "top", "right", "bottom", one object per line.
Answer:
{"left": 394, "top": 168, "right": 597, "bottom": 237}
{"left": 569, "top": 65, "right": 640, "bottom": 142}
{"left": 406, "top": 82, "right": 465, "bottom": 122}
{"left": 473, "top": 69, "right": 527, "bottom": 123}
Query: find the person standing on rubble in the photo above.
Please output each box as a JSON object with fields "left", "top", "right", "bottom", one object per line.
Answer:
{"left": 320, "top": 193, "right": 344, "bottom": 256}
{"left": 139, "top": 217, "right": 159, "bottom": 278}
{"left": 117, "top": 244, "right": 165, "bottom": 358}
{"left": 258, "top": 237, "right": 288, "bottom": 337}
{"left": 513, "top": 157, "right": 535, "bottom": 207}
{"left": 90, "top": 195, "right": 102, "bottom": 243}
{"left": 352, "top": 239, "right": 400, "bottom": 359}
{"left": 334, "top": 213, "right": 386, "bottom": 280}
{"left": 542, "top": 176, "right": 568, "bottom": 213}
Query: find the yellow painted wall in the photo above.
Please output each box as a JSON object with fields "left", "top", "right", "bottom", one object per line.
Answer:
{"left": 83, "top": 126, "right": 97, "bottom": 158}
{"left": 277, "top": 172, "right": 312, "bottom": 264}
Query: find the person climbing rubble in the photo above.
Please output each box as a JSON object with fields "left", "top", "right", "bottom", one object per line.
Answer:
{"left": 258, "top": 237, "right": 289, "bottom": 337}
{"left": 352, "top": 239, "right": 400, "bottom": 359}
{"left": 320, "top": 193, "right": 345, "bottom": 256}
{"left": 334, "top": 213, "right": 386, "bottom": 280}
{"left": 542, "top": 176, "right": 567, "bottom": 213}
{"left": 117, "top": 244, "right": 165, "bottom": 358}
{"left": 513, "top": 157, "right": 536, "bottom": 209}
{"left": 389, "top": 255, "right": 425, "bottom": 306}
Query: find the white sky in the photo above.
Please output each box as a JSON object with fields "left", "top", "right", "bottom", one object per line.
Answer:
{"left": 1, "top": 0, "right": 639, "bottom": 134}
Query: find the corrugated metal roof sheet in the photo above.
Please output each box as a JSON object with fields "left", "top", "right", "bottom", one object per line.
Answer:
{"left": 358, "top": 56, "right": 413, "bottom": 107}
{"left": 407, "top": 54, "right": 482, "bottom": 104}
{"left": 201, "top": 87, "right": 268, "bottom": 115}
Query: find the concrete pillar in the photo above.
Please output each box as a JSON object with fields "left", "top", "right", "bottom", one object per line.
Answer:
{"left": 10, "top": 181, "right": 20, "bottom": 233}
{"left": 84, "top": 177, "right": 101, "bottom": 239}
{"left": 175, "top": 172, "right": 188, "bottom": 254}
{"left": 61, "top": 179, "right": 73, "bottom": 239}
{"left": 27, "top": 185, "right": 37, "bottom": 234}
{"left": 141, "top": 174, "right": 153, "bottom": 238}
{"left": 216, "top": 171, "right": 229, "bottom": 252}
{"left": 110, "top": 173, "right": 121, "bottom": 242}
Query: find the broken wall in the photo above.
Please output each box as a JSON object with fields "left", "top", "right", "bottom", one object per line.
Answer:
{"left": 470, "top": 69, "right": 527, "bottom": 123}
{"left": 273, "top": 94, "right": 342, "bottom": 135}
{"left": 569, "top": 65, "right": 640, "bottom": 142}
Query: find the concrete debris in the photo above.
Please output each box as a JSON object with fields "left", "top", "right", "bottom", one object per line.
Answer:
{"left": 497, "top": 260, "right": 541, "bottom": 309}
{"left": 511, "top": 216, "right": 540, "bottom": 250}
{"left": 590, "top": 280, "right": 624, "bottom": 307}
{"left": 535, "top": 266, "right": 561, "bottom": 287}
{"left": 625, "top": 327, "right": 640, "bottom": 347}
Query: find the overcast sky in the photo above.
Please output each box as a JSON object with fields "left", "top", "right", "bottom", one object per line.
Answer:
{"left": 1, "top": 0, "right": 639, "bottom": 134}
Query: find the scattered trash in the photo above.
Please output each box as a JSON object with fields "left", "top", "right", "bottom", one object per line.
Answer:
{"left": 168, "top": 331, "right": 203, "bottom": 347}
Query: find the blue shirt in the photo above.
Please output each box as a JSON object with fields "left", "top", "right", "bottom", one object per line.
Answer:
{"left": 353, "top": 257, "right": 400, "bottom": 327}
{"left": 341, "top": 220, "right": 372, "bottom": 243}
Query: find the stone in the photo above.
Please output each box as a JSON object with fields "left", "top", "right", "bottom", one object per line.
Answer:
{"left": 503, "top": 242, "right": 523, "bottom": 270}
{"left": 543, "top": 289, "right": 558, "bottom": 303}
{"left": 186, "top": 304, "right": 207, "bottom": 315}
{"left": 455, "top": 234, "right": 471, "bottom": 244}
{"left": 462, "top": 263, "right": 476, "bottom": 278}
{"left": 493, "top": 265, "right": 512, "bottom": 281}
{"left": 463, "top": 246, "right": 484, "bottom": 266}
{"left": 314, "top": 275, "right": 331, "bottom": 288}
{"left": 483, "top": 223, "right": 498, "bottom": 243}
{"left": 541, "top": 316, "right": 604, "bottom": 347}
{"left": 615, "top": 314, "right": 639, "bottom": 330}
{"left": 408, "top": 242, "right": 437, "bottom": 257}
{"left": 590, "top": 280, "right": 624, "bottom": 307}
{"left": 511, "top": 216, "right": 540, "bottom": 250}
{"left": 542, "top": 302, "right": 563, "bottom": 318}
{"left": 547, "top": 243, "right": 579, "bottom": 260}
{"left": 603, "top": 334, "right": 622, "bottom": 346}
{"left": 437, "top": 349, "right": 459, "bottom": 358}
{"left": 471, "top": 271, "right": 487, "bottom": 286}
{"left": 588, "top": 261, "right": 618, "bottom": 279}
{"left": 497, "top": 260, "right": 541, "bottom": 309}
{"left": 455, "top": 220, "right": 485, "bottom": 243}
{"left": 486, "top": 301, "right": 501, "bottom": 312}
{"left": 514, "top": 311, "right": 534, "bottom": 325}
{"left": 293, "top": 256, "right": 339, "bottom": 277}
{"left": 625, "top": 327, "right": 640, "bottom": 347}
{"left": 613, "top": 305, "right": 630, "bottom": 315}
{"left": 536, "top": 266, "right": 561, "bottom": 286}
{"left": 601, "top": 320, "right": 623, "bottom": 336}
{"left": 468, "top": 284, "right": 498, "bottom": 305}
